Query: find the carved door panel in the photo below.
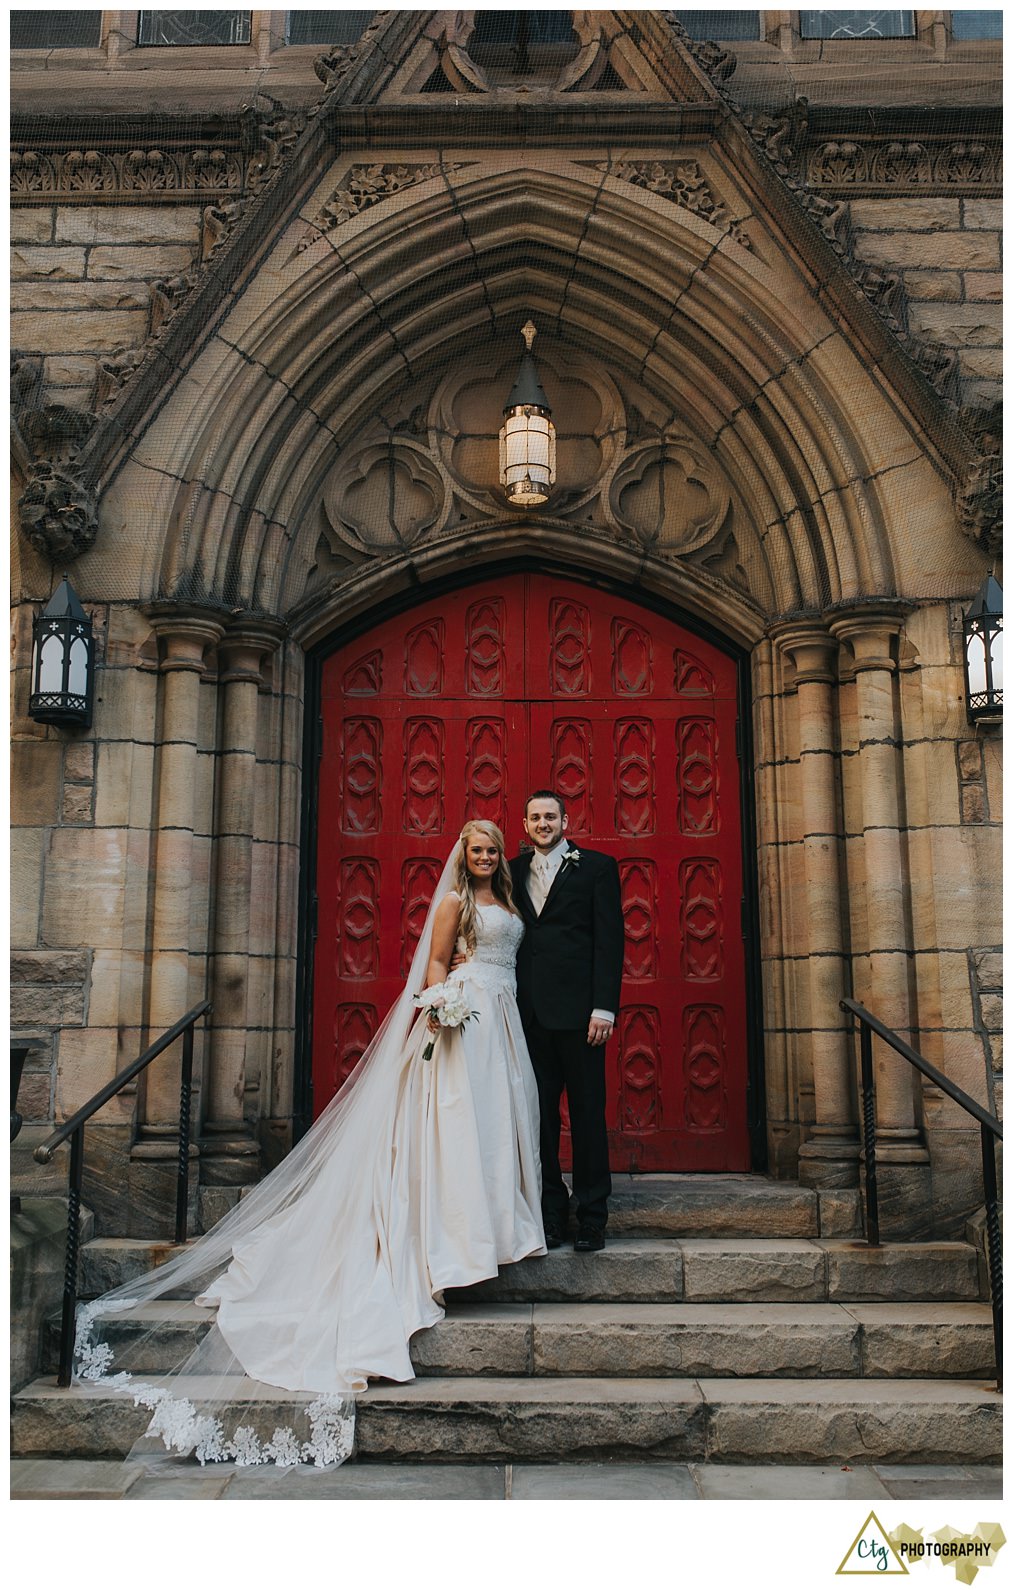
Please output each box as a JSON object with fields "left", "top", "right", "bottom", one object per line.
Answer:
{"left": 526, "top": 581, "right": 748, "bottom": 1171}
{"left": 314, "top": 586, "right": 527, "bottom": 1105}
{"left": 313, "top": 574, "right": 752, "bottom": 1170}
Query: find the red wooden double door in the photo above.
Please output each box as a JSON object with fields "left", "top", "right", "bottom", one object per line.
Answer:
{"left": 312, "top": 573, "right": 751, "bottom": 1171}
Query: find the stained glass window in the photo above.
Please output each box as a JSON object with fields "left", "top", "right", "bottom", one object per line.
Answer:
{"left": 137, "top": 11, "right": 253, "bottom": 47}
{"left": 472, "top": 12, "right": 578, "bottom": 45}
{"left": 951, "top": 10, "right": 1002, "bottom": 40}
{"left": 799, "top": 11, "right": 916, "bottom": 37}
{"left": 676, "top": 12, "right": 761, "bottom": 41}
{"left": 287, "top": 12, "right": 374, "bottom": 46}
{"left": 11, "top": 11, "right": 102, "bottom": 48}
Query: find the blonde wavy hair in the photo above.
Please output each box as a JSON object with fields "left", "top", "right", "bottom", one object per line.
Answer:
{"left": 453, "top": 819, "right": 517, "bottom": 955}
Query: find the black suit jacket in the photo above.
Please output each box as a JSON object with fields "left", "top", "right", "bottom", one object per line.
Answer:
{"left": 510, "top": 846, "right": 623, "bottom": 1032}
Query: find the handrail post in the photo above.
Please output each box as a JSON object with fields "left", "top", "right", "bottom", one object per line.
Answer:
{"left": 859, "top": 1020, "right": 880, "bottom": 1247}
{"left": 175, "top": 1020, "right": 196, "bottom": 1245}
{"left": 980, "top": 1120, "right": 1002, "bottom": 1391}
{"left": 58, "top": 1125, "right": 85, "bottom": 1387}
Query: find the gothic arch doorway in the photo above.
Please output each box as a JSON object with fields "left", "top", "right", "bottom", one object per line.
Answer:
{"left": 305, "top": 570, "right": 761, "bottom": 1172}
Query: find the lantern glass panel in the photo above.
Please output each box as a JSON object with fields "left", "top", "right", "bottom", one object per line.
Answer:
{"left": 69, "top": 637, "right": 89, "bottom": 696}
{"left": 40, "top": 635, "right": 64, "bottom": 692}
{"left": 966, "top": 631, "right": 987, "bottom": 696}
{"left": 990, "top": 628, "right": 1003, "bottom": 692}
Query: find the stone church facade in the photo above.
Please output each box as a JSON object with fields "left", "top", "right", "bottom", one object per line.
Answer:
{"left": 11, "top": 11, "right": 1001, "bottom": 1241}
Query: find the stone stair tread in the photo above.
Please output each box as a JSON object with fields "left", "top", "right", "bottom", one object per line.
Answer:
{"left": 78, "top": 1234, "right": 978, "bottom": 1257}
{"left": 15, "top": 1375, "right": 999, "bottom": 1464}
{"left": 59, "top": 1298, "right": 993, "bottom": 1327}
{"left": 16, "top": 1373, "right": 1001, "bottom": 1405}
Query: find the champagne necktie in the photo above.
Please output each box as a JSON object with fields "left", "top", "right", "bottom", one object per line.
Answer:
{"left": 530, "top": 853, "right": 551, "bottom": 915}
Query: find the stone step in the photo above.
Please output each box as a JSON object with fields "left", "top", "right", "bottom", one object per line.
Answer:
{"left": 80, "top": 1236, "right": 981, "bottom": 1305}
{"left": 12, "top": 1374, "right": 1001, "bottom": 1465}
{"left": 46, "top": 1300, "right": 997, "bottom": 1381}
{"left": 605, "top": 1175, "right": 860, "bottom": 1239}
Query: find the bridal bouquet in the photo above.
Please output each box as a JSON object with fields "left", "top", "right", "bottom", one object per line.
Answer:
{"left": 414, "top": 982, "right": 479, "bottom": 1062}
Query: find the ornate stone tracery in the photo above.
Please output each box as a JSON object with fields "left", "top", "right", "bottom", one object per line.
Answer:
{"left": 590, "top": 158, "right": 754, "bottom": 249}
{"left": 304, "top": 162, "right": 463, "bottom": 248}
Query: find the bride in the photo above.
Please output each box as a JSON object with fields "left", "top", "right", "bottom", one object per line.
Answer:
{"left": 75, "top": 819, "right": 545, "bottom": 1468}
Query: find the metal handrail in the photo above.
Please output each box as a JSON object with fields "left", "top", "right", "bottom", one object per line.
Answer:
{"left": 33, "top": 999, "right": 211, "bottom": 1386}
{"left": 841, "top": 996, "right": 1002, "bottom": 1391}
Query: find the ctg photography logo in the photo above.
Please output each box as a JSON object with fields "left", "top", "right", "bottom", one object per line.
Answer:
{"left": 837, "top": 1513, "right": 1006, "bottom": 1582}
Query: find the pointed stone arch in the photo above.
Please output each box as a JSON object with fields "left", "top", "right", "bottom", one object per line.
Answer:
{"left": 87, "top": 152, "right": 967, "bottom": 633}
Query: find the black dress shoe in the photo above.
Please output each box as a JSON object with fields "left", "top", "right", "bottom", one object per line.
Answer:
{"left": 573, "top": 1227, "right": 605, "bottom": 1252}
{"left": 543, "top": 1225, "right": 564, "bottom": 1250}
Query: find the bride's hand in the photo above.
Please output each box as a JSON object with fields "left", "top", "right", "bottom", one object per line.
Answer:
{"left": 426, "top": 1013, "right": 441, "bottom": 1034}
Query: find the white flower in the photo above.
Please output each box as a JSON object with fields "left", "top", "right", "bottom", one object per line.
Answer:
{"left": 414, "top": 980, "right": 479, "bottom": 1060}
{"left": 561, "top": 847, "right": 581, "bottom": 867}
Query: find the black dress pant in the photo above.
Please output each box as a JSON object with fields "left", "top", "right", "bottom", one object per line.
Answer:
{"left": 523, "top": 1014, "right": 611, "bottom": 1233}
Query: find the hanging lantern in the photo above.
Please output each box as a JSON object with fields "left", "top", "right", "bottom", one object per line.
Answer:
{"left": 28, "top": 574, "right": 94, "bottom": 729}
{"left": 962, "top": 575, "right": 1003, "bottom": 724}
{"left": 499, "top": 320, "right": 556, "bottom": 507}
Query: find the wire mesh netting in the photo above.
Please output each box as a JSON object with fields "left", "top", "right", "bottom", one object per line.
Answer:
{"left": 10, "top": 9, "right": 1002, "bottom": 612}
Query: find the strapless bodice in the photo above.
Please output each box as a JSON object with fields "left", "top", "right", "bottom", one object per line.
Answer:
{"left": 451, "top": 903, "right": 524, "bottom": 993}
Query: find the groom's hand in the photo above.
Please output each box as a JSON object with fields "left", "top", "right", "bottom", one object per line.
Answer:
{"left": 587, "top": 1016, "right": 613, "bottom": 1047}
{"left": 449, "top": 949, "right": 467, "bottom": 972}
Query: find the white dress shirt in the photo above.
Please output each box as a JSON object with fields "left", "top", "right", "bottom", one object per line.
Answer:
{"left": 526, "top": 838, "right": 614, "bottom": 1027}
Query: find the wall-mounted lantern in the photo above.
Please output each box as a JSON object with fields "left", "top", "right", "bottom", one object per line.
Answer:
{"left": 28, "top": 574, "right": 94, "bottom": 729}
{"left": 499, "top": 320, "right": 556, "bottom": 507}
{"left": 963, "top": 575, "right": 1003, "bottom": 725}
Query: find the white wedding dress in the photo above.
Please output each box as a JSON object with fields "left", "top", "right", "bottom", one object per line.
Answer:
{"left": 201, "top": 901, "right": 544, "bottom": 1392}
{"left": 74, "top": 873, "right": 544, "bottom": 1467}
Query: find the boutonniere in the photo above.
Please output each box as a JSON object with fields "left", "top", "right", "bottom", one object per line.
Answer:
{"left": 560, "top": 847, "right": 581, "bottom": 870}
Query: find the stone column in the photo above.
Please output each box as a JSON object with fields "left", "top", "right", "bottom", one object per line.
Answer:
{"left": 131, "top": 609, "right": 224, "bottom": 1234}
{"left": 775, "top": 624, "right": 860, "bottom": 1188}
{"left": 200, "top": 619, "right": 285, "bottom": 1186}
{"left": 831, "top": 606, "right": 929, "bottom": 1233}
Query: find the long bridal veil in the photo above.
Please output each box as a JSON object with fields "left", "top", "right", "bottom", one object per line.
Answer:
{"left": 75, "top": 844, "right": 464, "bottom": 1469}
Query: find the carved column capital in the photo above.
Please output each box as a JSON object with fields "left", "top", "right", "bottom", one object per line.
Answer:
{"left": 143, "top": 605, "right": 227, "bottom": 675}
{"left": 218, "top": 617, "right": 286, "bottom": 686}
{"left": 771, "top": 621, "right": 838, "bottom": 685}
{"left": 828, "top": 603, "right": 912, "bottom": 674}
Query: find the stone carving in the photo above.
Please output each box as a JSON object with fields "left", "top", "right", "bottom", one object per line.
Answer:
{"left": 908, "top": 340, "right": 958, "bottom": 402}
{"left": 957, "top": 404, "right": 1002, "bottom": 555}
{"left": 870, "top": 141, "right": 932, "bottom": 187}
{"left": 19, "top": 461, "right": 99, "bottom": 563}
{"left": 854, "top": 263, "right": 907, "bottom": 335}
{"left": 314, "top": 11, "right": 391, "bottom": 93}
{"left": 11, "top": 354, "right": 44, "bottom": 414}
{"left": 607, "top": 438, "right": 732, "bottom": 555}
{"left": 809, "top": 141, "right": 864, "bottom": 186}
{"left": 308, "top": 163, "right": 459, "bottom": 244}
{"left": 661, "top": 13, "right": 737, "bottom": 83}
{"left": 11, "top": 143, "right": 245, "bottom": 201}
{"left": 149, "top": 268, "right": 201, "bottom": 337}
{"left": 804, "top": 136, "right": 1000, "bottom": 193}
{"left": 688, "top": 38, "right": 737, "bottom": 82}
{"left": 806, "top": 193, "right": 853, "bottom": 257}
{"left": 314, "top": 45, "right": 361, "bottom": 91}
{"left": 95, "top": 348, "right": 144, "bottom": 409}
{"left": 10, "top": 150, "right": 58, "bottom": 196}
{"left": 201, "top": 199, "right": 244, "bottom": 263}
{"left": 746, "top": 98, "right": 809, "bottom": 182}
{"left": 247, "top": 108, "right": 306, "bottom": 194}
{"left": 323, "top": 441, "right": 447, "bottom": 555}
{"left": 558, "top": 31, "right": 607, "bottom": 92}
{"left": 936, "top": 141, "right": 993, "bottom": 185}
{"left": 593, "top": 159, "right": 754, "bottom": 249}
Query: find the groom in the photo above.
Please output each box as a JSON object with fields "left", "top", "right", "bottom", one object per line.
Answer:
{"left": 511, "top": 791, "right": 624, "bottom": 1252}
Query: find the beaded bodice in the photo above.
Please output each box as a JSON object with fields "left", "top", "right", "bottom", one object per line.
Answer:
{"left": 452, "top": 903, "right": 524, "bottom": 993}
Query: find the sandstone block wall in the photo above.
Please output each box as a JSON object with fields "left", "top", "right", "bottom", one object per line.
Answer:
{"left": 11, "top": 205, "right": 202, "bottom": 410}
{"left": 850, "top": 197, "right": 1002, "bottom": 410}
